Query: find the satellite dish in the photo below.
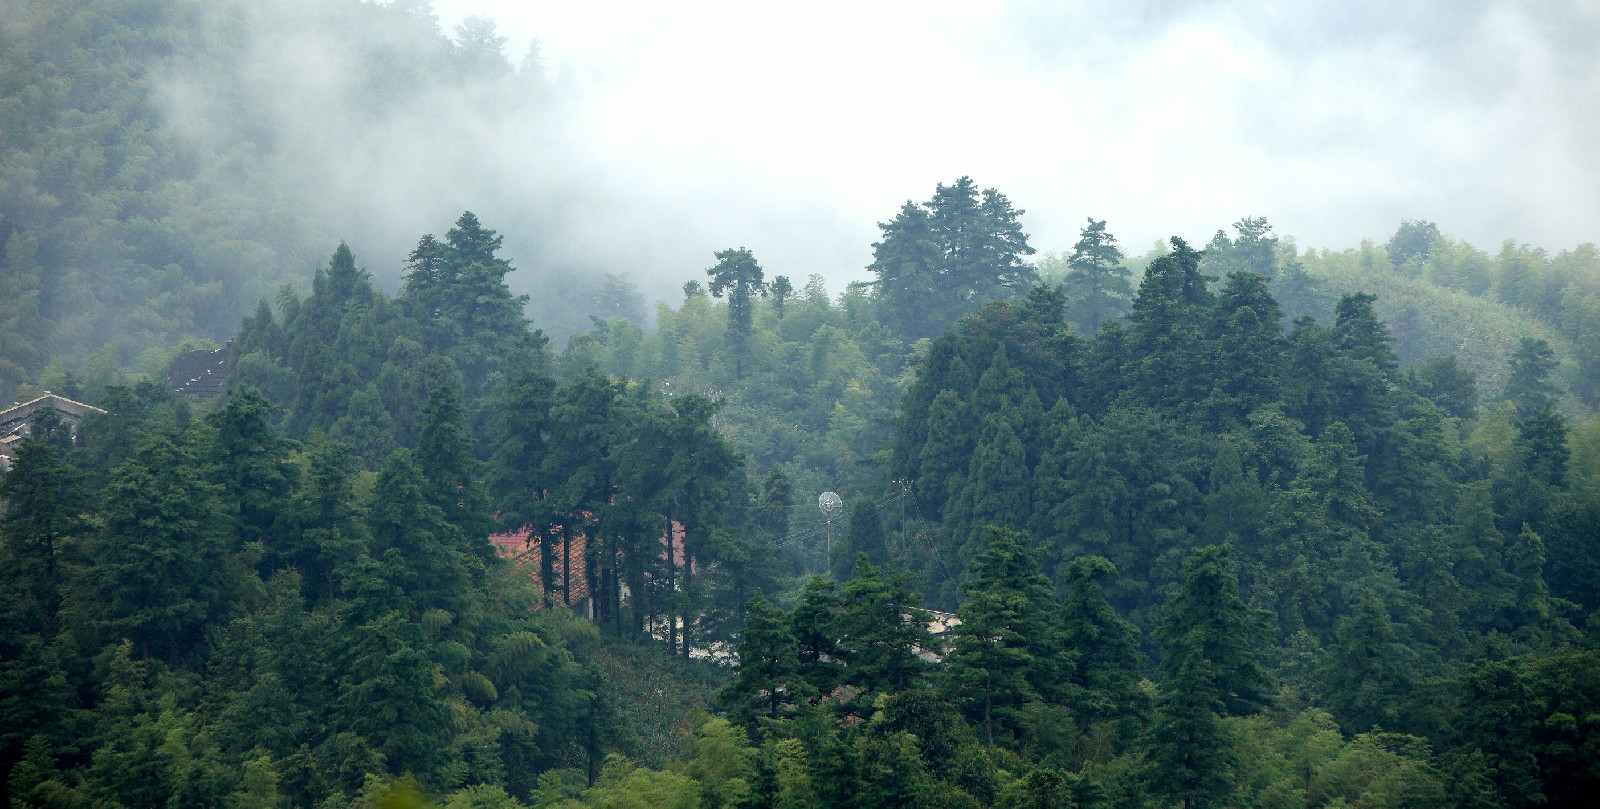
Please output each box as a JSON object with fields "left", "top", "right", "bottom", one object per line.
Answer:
{"left": 818, "top": 491, "right": 843, "bottom": 518}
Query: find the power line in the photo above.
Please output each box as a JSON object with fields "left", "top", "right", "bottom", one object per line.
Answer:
{"left": 768, "top": 490, "right": 907, "bottom": 550}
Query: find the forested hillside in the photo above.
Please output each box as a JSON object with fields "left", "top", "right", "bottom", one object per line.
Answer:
{"left": 1217, "top": 221, "right": 1600, "bottom": 407}
{"left": 4, "top": 2, "right": 1600, "bottom": 809}
{"left": 5, "top": 192, "right": 1600, "bottom": 807}
{"left": 0, "top": 0, "right": 617, "bottom": 405}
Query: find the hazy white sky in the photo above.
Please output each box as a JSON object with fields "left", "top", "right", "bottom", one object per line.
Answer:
{"left": 425, "top": 0, "right": 1599, "bottom": 284}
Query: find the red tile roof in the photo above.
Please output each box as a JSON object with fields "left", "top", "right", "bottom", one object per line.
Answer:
{"left": 486, "top": 520, "right": 691, "bottom": 609}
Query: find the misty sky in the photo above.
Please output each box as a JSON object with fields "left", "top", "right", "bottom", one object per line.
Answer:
{"left": 424, "top": 0, "right": 1599, "bottom": 290}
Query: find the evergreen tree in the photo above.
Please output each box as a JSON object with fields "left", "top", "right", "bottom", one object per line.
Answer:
{"left": 1320, "top": 589, "right": 1412, "bottom": 734}
{"left": 1451, "top": 658, "right": 1547, "bottom": 809}
{"left": 944, "top": 527, "right": 1056, "bottom": 747}
{"left": 1202, "top": 217, "right": 1280, "bottom": 279}
{"left": 488, "top": 365, "right": 557, "bottom": 572}
{"left": 434, "top": 212, "right": 538, "bottom": 395}
{"left": 1505, "top": 524, "right": 1575, "bottom": 646}
{"left": 947, "top": 416, "right": 1030, "bottom": 569}
{"left": 1333, "top": 292, "right": 1399, "bottom": 379}
{"left": 1057, "top": 556, "right": 1146, "bottom": 747}
{"left": 1406, "top": 355, "right": 1479, "bottom": 420}
{"left": 870, "top": 200, "right": 942, "bottom": 339}
{"left": 890, "top": 332, "right": 970, "bottom": 495}
{"left": 1148, "top": 545, "right": 1270, "bottom": 809}
{"left": 1270, "top": 259, "right": 1332, "bottom": 323}
{"left": 22, "top": 405, "right": 72, "bottom": 455}
{"left": 87, "top": 426, "right": 236, "bottom": 661}
{"left": 1156, "top": 545, "right": 1272, "bottom": 717}
{"left": 837, "top": 499, "right": 890, "bottom": 580}
{"left": 540, "top": 372, "right": 624, "bottom": 606}
{"left": 1505, "top": 337, "right": 1560, "bottom": 416}
{"left": 366, "top": 449, "right": 473, "bottom": 616}
{"left": 836, "top": 557, "right": 934, "bottom": 698}
{"left": 1515, "top": 405, "right": 1570, "bottom": 490}
{"left": 1281, "top": 317, "right": 1340, "bottom": 435}
{"left": 1039, "top": 408, "right": 1200, "bottom": 612}
{"left": 770, "top": 275, "right": 794, "bottom": 319}
{"left": 400, "top": 233, "right": 450, "bottom": 323}
{"left": 277, "top": 435, "right": 371, "bottom": 603}
{"left": 329, "top": 382, "right": 399, "bottom": 470}
{"left": 286, "top": 243, "right": 370, "bottom": 372}
{"left": 870, "top": 177, "right": 1036, "bottom": 339}
{"left": 916, "top": 389, "right": 972, "bottom": 519}
{"left": 1147, "top": 650, "right": 1236, "bottom": 809}
{"left": 721, "top": 591, "right": 806, "bottom": 725}
{"left": 1257, "top": 422, "right": 1383, "bottom": 639}
{"left": 1062, "top": 218, "right": 1131, "bottom": 333}
{"left": 0, "top": 439, "right": 88, "bottom": 635}
{"left": 332, "top": 612, "right": 452, "bottom": 779}
{"left": 757, "top": 468, "right": 794, "bottom": 538}
{"left": 1204, "top": 271, "right": 1286, "bottom": 428}
{"left": 416, "top": 385, "right": 494, "bottom": 553}
{"left": 1129, "top": 237, "right": 1212, "bottom": 413}
{"left": 206, "top": 386, "right": 299, "bottom": 548}
{"left": 706, "top": 247, "right": 767, "bottom": 379}
{"left": 792, "top": 576, "right": 844, "bottom": 696}
{"left": 1325, "top": 294, "right": 1405, "bottom": 481}
{"left": 659, "top": 393, "right": 742, "bottom": 659}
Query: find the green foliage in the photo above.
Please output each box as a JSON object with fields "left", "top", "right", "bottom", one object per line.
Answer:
{"left": 1506, "top": 337, "right": 1561, "bottom": 416}
{"left": 1385, "top": 220, "right": 1442, "bottom": 268}
{"left": 86, "top": 424, "right": 241, "bottom": 662}
{"left": 1059, "top": 218, "right": 1132, "bottom": 333}
{"left": 943, "top": 527, "right": 1056, "bottom": 747}
{"left": 1147, "top": 545, "right": 1271, "bottom": 809}
{"left": 207, "top": 387, "right": 299, "bottom": 548}
{"left": 1405, "top": 354, "right": 1478, "bottom": 420}
{"left": 417, "top": 386, "right": 495, "bottom": 550}
{"left": 835, "top": 558, "right": 935, "bottom": 699}
{"left": 1202, "top": 217, "right": 1281, "bottom": 281}
{"left": 870, "top": 178, "right": 1037, "bottom": 340}
{"left": 0, "top": 438, "right": 88, "bottom": 636}
{"left": 705, "top": 248, "right": 767, "bottom": 380}
{"left": 1319, "top": 590, "right": 1413, "bottom": 734}
{"left": 836, "top": 500, "right": 890, "bottom": 581}
{"left": 721, "top": 591, "right": 805, "bottom": 725}
{"left": 1056, "top": 556, "right": 1146, "bottom": 749}
{"left": 7, "top": 23, "right": 1600, "bottom": 801}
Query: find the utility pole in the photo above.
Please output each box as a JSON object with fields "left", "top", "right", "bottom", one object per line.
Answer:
{"left": 894, "top": 478, "right": 909, "bottom": 553}
{"left": 818, "top": 491, "right": 842, "bottom": 576}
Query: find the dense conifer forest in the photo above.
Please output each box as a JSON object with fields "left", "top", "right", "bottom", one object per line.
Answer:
{"left": 4, "top": 2, "right": 1600, "bottom": 808}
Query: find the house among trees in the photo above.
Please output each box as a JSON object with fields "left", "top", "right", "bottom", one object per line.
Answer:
{"left": 167, "top": 342, "right": 232, "bottom": 399}
{"left": 0, "top": 392, "right": 105, "bottom": 473}
{"left": 488, "top": 519, "right": 694, "bottom": 620}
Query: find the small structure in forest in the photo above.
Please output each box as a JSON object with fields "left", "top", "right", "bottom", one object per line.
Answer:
{"left": 168, "top": 342, "right": 231, "bottom": 400}
{"left": 0, "top": 393, "right": 106, "bottom": 473}
{"left": 487, "top": 519, "right": 692, "bottom": 618}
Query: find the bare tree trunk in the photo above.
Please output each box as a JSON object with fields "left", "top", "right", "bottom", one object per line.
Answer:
{"left": 681, "top": 549, "right": 693, "bottom": 663}
{"left": 614, "top": 552, "right": 624, "bottom": 636}
{"left": 665, "top": 508, "right": 677, "bottom": 655}
{"left": 540, "top": 529, "right": 555, "bottom": 609}
{"left": 562, "top": 524, "right": 572, "bottom": 606}
{"left": 586, "top": 531, "right": 599, "bottom": 620}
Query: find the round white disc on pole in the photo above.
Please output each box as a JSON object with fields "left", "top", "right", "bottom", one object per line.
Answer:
{"left": 818, "top": 491, "right": 843, "bottom": 518}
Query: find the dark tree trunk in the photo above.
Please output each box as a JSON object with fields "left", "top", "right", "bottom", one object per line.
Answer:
{"left": 665, "top": 509, "right": 677, "bottom": 655}
{"left": 681, "top": 550, "right": 693, "bottom": 663}
{"left": 540, "top": 529, "right": 555, "bottom": 608}
{"left": 562, "top": 524, "right": 572, "bottom": 606}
